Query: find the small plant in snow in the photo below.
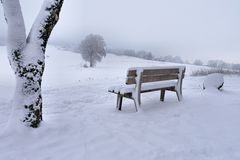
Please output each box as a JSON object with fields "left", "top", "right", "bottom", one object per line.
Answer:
{"left": 79, "top": 34, "right": 106, "bottom": 67}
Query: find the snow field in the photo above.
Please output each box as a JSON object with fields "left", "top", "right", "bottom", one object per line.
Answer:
{"left": 0, "top": 46, "right": 240, "bottom": 160}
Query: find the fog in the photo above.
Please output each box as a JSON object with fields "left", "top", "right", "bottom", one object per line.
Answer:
{"left": 0, "top": 0, "right": 240, "bottom": 62}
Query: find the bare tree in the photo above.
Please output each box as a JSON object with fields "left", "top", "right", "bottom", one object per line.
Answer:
{"left": 1, "top": 0, "right": 64, "bottom": 128}
{"left": 232, "top": 64, "right": 240, "bottom": 70}
{"left": 137, "top": 51, "right": 153, "bottom": 60}
{"left": 79, "top": 34, "right": 106, "bottom": 67}
{"left": 158, "top": 55, "right": 183, "bottom": 64}
{"left": 123, "top": 49, "right": 136, "bottom": 57}
{"left": 207, "top": 60, "right": 218, "bottom": 68}
{"left": 207, "top": 60, "right": 228, "bottom": 69}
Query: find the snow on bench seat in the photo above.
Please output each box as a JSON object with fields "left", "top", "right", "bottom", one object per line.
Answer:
{"left": 108, "top": 80, "right": 177, "bottom": 94}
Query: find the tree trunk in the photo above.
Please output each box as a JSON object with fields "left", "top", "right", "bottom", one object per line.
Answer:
{"left": 2, "top": 0, "right": 64, "bottom": 128}
{"left": 90, "top": 53, "right": 93, "bottom": 67}
{"left": 14, "top": 61, "right": 44, "bottom": 127}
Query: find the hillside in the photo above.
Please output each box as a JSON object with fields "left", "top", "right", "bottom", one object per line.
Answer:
{"left": 0, "top": 46, "right": 240, "bottom": 160}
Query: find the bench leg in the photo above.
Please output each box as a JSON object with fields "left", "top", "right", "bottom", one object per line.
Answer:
{"left": 138, "top": 92, "right": 141, "bottom": 105}
{"left": 116, "top": 94, "right": 120, "bottom": 109}
{"left": 176, "top": 90, "right": 182, "bottom": 101}
{"left": 118, "top": 95, "right": 123, "bottom": 111}
{"left": 116, "top": 94, "right": 123, "bottom": 111}
{"left": 160, "top": 90, "right": 165, "bottom": 102}
{"left": 133, "top": 99, "right": 138, "bottom": 112}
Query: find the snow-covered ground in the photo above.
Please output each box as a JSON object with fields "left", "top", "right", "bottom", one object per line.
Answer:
{"left": 0, "top": 46, "right": 240, "bottom": 160}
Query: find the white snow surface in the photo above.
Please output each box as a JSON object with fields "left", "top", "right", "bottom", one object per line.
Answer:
{"left": 0, "top": 46, "right": 240, "bottom": 160}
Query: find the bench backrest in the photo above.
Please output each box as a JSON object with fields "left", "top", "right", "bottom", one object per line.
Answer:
{"left": 126, "top": 66, "right": 185, "bottom": 85}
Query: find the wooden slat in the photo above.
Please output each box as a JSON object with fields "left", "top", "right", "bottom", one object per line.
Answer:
{"left": 141, "top": 86, "right": 175, "bottom": 93}
{"left": 127, "top": 70, "right": 137, "bottom": 77}
{"left": 142, "top": 68, "right": 179, "bottom": 76}
{"left": 126, "top": 70, "right": 137, "bottom": 84}
{"left": 141, "top": 74, "right": 178, "bottom": 83}
{"left": 143, "top": 73, "right": 178, "bottom": 77}
{"left": 126, "top": 77, "right": 136, "bottom": 84}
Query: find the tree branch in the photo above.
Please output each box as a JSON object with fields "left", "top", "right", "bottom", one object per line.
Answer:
{"left": 27, "top": 0, "right": 64, "bottom": 53}
{"left": 1, "top": 0, "right": 26, "bottom": 64}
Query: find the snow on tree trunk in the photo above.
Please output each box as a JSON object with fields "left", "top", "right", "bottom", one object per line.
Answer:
{"left": 1, "top": 0, "right": 64, "bottom": 128}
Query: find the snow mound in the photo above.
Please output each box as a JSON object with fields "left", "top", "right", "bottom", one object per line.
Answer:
{"left": 203, "top": 73, "right": 224, "bottom": 90}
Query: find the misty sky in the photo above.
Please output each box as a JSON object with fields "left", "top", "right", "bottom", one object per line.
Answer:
{"left": 0, "top": 0, "right": 240, "bottom": 63}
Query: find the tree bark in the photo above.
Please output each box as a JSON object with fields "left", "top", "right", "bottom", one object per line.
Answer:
{"left": 2, "top": 0, "right": 64, "bottom": 128}
{"left": 90, "top": 52, "right": 93, "bottom": 67}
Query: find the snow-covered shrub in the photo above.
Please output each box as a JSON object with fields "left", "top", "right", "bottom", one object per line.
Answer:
{"left": 203, "top": 73, "right": 224, "bottom": 90}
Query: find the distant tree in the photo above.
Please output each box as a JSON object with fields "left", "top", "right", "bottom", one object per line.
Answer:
{"left": 106, "top": 48, "right": 123, "bottom": 55}
{"left": 207, "top": 60, "right": 218, "bottom": 68}
{"left": 79, "top": 34, "right": 106, "bottom": 67}
{"left": 161, "top": 55, "right": 183, "bottom": 64}
{"left": 173, "top": 56, "right": 184, "bottom": 64}
{"left": 106, "top": 48, "right": 155, "bottom": 60}
{"left": 193, "top": 59, "right": 203, "bottom": 66}
{"left": 123, "top": 49, "right": 136, "bottom": 57}
{"left": 207, "top": 60, "right": 228, "bottom": 69}
{"left": 217, "top": 60, "right": 228, "bottom": 69}
{"left": 232, "top": 64, "right": 240, "bottom": 70}
{"left": 184, "top": 60, "right": 190, "bottom": 64}
{"left": 137, "top": 51, "right": 153, "bottom": 60}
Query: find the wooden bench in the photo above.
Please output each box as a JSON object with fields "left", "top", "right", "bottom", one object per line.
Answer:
{"left": 108, "top": 66, "right": 186, "bottom": 111}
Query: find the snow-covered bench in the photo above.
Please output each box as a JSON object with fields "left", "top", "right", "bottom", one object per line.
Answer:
{"left": 108, "top": 66, "right": 186, "bottom": 111}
